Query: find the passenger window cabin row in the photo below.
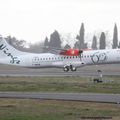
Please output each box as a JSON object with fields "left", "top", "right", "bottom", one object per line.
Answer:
{"left": 33, "top": 55, "right": 93, "bottom": 61}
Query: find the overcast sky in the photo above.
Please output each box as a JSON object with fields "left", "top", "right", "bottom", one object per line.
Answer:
{"left": 0, "top": 0, "right": 120, "bottom": 43}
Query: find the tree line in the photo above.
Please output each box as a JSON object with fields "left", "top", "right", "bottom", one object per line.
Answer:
{"left": 5, "top": 23, "right": 119, "bottom": 53}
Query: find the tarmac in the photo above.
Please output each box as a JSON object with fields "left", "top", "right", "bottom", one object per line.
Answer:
{"left": 0, "top": 92, "right": 120, "bottom": 103}
{"left": 0, "top": 64, "right": 120, "bottom": 77}
{"left": 0, "top": 64, "right": 120, "bottom": 103}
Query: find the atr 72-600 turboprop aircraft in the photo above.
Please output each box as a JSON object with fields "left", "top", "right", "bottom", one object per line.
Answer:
{"left": 0, "top": 35, "right": 120, "bottom": 72}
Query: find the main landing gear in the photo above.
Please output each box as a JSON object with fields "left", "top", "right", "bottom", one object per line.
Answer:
{"left": 63, "top": 65, "right": 77, "bottom": 72}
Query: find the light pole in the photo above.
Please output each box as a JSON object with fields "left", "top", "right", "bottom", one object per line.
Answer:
{"left": 97, "top": 70, "right": 103, "bottom": 82}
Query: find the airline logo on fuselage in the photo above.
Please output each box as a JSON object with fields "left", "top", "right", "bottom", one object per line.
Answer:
{"left": 0, "top": 43, "right": 20, "bottom": 64}
{"left": 91, "top": 52, "right": 107, "bottom": 64}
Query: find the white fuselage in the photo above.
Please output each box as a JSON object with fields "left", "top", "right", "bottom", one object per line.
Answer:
{"left": 2, "top": 48, "right": 120, "bottom": 69}
{"left": 0, "top": 35, "right": 120, "bottom": 71}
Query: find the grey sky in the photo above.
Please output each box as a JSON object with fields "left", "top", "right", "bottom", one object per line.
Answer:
{"left": 0, "top": 0, "right": 120, "bottom": 43}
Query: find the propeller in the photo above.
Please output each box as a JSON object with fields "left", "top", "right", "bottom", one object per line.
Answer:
{"left": 78, "top": 50, "right": 83, "bottom": 60}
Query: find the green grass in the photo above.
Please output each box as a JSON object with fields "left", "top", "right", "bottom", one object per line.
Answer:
{"left": 0, "top": 76, "right": 120, "bottom": 120}
{"left": 0, "top": 98, "right": 120, "bottom": 120}
{"left": 0, "top": 76, "right": 120, "bottom": 93}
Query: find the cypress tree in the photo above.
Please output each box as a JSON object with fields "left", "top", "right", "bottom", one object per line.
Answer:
{"left": 112, "top": 23, "right": 118, "bottom": 49}
{"left": 99, "top": 32, "right": 106, "bottom": 49}
{"left": 75, "top": 23, "right": 87, "bottom": 49}
{"left": 43, "top": 37, "right": 49, "bottom": 53}
{"left": 49, "top": 30, "right": 61, "bottom": 48}
{"left": 91, "top": 35, "right": 97, "bottom": 50}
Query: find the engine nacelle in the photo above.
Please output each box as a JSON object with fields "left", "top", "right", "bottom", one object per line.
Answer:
{"left": 60, "top": 49, "right": 83, "bottom": 56}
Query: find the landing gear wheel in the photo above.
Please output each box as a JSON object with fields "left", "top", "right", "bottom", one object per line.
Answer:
{"left": 63, "top": 66, "right": 69, "bottom": 72}
{"left": 71, "top": 67, "right": 76, "bottom": 71}
{"left": 70, "top": 65, "right": 76, "bottom": 71}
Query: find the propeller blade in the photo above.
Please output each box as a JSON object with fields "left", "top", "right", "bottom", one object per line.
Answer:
{"left": 78, "top": 50, "right": 83, "bottom": 60}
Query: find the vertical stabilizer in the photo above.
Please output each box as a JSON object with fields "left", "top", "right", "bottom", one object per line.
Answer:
{"left": 0, "top": 35, "right": 23, "bottom": 57}
{"left": 0, "top": 35, "right": 24, "bottom": 64}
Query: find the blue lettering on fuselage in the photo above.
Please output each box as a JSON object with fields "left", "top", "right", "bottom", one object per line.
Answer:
{"left": 0, "top": 44, "right": 20, "bottom": 64}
